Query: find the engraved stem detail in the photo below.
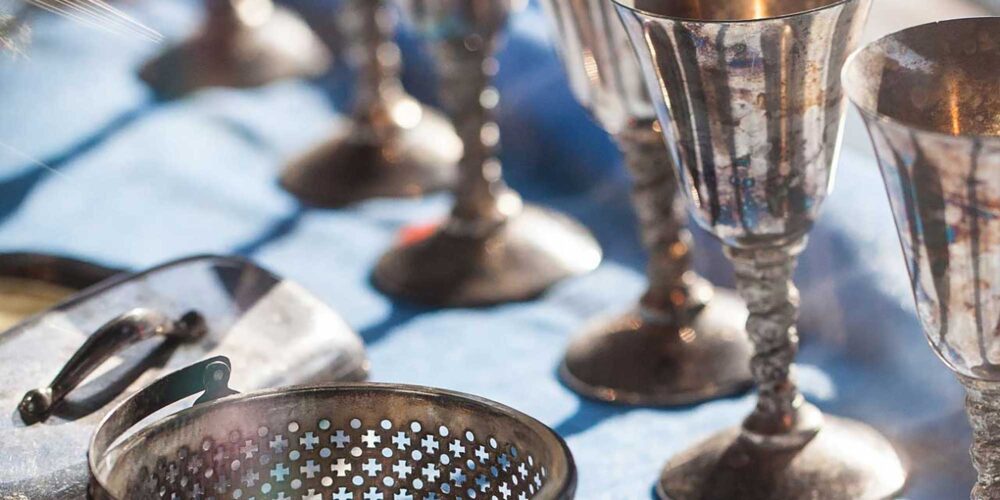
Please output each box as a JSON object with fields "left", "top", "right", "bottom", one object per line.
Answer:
{"left": 617, "top": 126, "right": 697, "bottom": 321}
{"left": 345, "top": 0, "right": 401, "bottom": 119}
{"left": 434, "top": 33, "right": 507, "bottom": 224}
{"left": 725, "top": 242, "right": 805, "bottom": 429}
{"left": 963, "top": 378, "right": 1000, "bottom": 500}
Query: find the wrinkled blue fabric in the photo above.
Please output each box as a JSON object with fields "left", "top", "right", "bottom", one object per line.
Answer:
{"left": 0, "top": 0, "right": 973, "bottom": 498}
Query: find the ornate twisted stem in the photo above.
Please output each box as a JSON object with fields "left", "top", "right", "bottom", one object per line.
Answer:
{"left": 343, "top": 0, "right": 402, "bottom": 123}
{"left": 433, "top": 31, "right": 509, "bottom": 227}
{"left": 725, "top": 240, "right": 819, "bottom": 445}
{"left": 616, "top": 123, "right": 702, "bottom": 324}
{"left": 961, "top": 376, "right": 1000, "bottom": 500}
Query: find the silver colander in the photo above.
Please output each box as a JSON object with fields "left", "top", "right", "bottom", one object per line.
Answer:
{"left": 88, "top": 357, "right": 576, "bottom": 499}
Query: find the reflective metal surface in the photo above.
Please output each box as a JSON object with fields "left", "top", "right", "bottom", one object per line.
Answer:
{"left": 88, "top": 358, "right": 577, "bottom": 499}
{"left": 617, "top": 0, "right": 868, "bottom": 250}
{"left": 140, "top": 0, "right": 330, "bottom": 99}
{"left": 559, "top": 285, "right": 752, "bottom": 406}
{"left": 0, "top": 252, "right": 122, "bottom": 332}
{"left": 0, "top": 252, "right": 122, "bottom": 293}
{"left": 543, "top": 0, "right": 751, "bottom": 405}
{"left": 373, "top": 0, "right": 601, "bottom": 307}
{"left": 541, "top": 0, "right": 652, "bottom": 137}
{"left": 658, "top": 415, "right": 906, "bottom": 500}
{"left": 374, "top": 204, "right": 601, "bottom": 307}
{"left": 844, "top": 17, "right": 1000, "bottom": 383}
{"left": 18, "top": 309, "right": 207, "bottom": 424}
{"left": 541, "top": 0, "right": 753, "bottom": 405}
{"left": 616, "top": 0, "right": 906, "bottom": 497}
{"left": 280, "top": 0, "right": 462, "bottom": 207}
{"left": 844, "top": 17, "right": 1000, "bottom": 499}
{"left": 0, "top": 255, "right": 368, "bottom": 499}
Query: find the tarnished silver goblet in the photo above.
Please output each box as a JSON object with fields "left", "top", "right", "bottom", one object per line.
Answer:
{"left": 540, "top": 0, "right": 752, "bottom": 406}
{"left": 281, "top": 0, "right": 462, "bottom": 208}
{"left": 614, "top": 0, "right": 907, "bottom": 497}
{"left": 140, "top": 0, "right": 330, "bottom": 98}
{"left": 844, "top": 17, "right": 1000, "bottom": 499}
{"left": 373, "top": 0, "right": 602, "bottom": 307}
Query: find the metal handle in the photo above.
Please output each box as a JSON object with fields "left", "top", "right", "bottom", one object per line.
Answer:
{"left": 19, "top": 308, "right": 207, "bottom": 423}
{"left": 88, "top": 357, "right": 237, "bottom": 499}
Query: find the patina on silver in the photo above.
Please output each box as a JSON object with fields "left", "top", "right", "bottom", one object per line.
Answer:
{"left": 844, "top": 17, "right": 1000, "bottom": 499}
{"left": 19, "top": 309, "right": 207, "bottom": 424}
{"left": 87, "top": 357, "right": 577, "bottom": 499}
{"left": 0, "top": 255, "right": 369, "bottom": 499}
{"left": 614, "top": 0, "right": 907, "bottom": 498}
{"left": 140, "top": 0, "right": 330, "bottom": 99}
{"left": 540, "top": 0, "right": 753, "bottom": 406}
{"left": 372, "top": 0, "right": 601, "bottom": 307}
{"left": 280, "top": 0, "right": 463, "bottom": 208}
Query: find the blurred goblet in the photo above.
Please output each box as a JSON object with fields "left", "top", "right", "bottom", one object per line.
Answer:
{"left": 373, "top": 0, "right": 602, "bottom": 307}
{"left": 615, "top": 0, "right": 907, "bottom": 497}
{"left": 281, "top": 0, "right": 462, "bottom": 207}
{"left": 844, "top": 17, "right": 1000, "bottom": 499}
{"left": 540, "top": 0, "right": 752, "bottom": 405}
{"left": 140, "top": 0, "right": 330, "bottom": 98}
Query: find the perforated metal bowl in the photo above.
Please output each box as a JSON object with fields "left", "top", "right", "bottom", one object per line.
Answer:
{"left": 89, "top": 358, "right": 576, "bottom": 499}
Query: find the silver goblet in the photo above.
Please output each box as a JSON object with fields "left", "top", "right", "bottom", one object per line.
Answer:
{"left": 140, "top": 0, "right": 330, "bottom": 98}
{"left": 373, "top": 0, "right": 602, "bottom": 307}
{"left": 280, "top": 0, "right": 462, "bottom": 208}
{"left": 540, "top": 0, "right": 752, "bottom": 406}
{"left": 614, "top": 0, "right": 907, "bottom": 497}
{"left": 844, "top": 17, "right": 1000, "bottom": 499}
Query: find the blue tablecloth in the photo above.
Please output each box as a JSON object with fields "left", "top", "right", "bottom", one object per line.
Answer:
{"left": 0, "top": 1, "right": 975, "bottom": 498}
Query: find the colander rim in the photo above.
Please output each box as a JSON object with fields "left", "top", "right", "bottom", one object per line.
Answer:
{"left": 89, "top": 381, "right": 577, "bottom": 500}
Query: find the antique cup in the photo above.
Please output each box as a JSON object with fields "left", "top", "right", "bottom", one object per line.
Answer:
{"left": 540, "top": 0, "right": 753, "bottom": 406}
{"left": 372, "top": 0, "right": 602, "bottom": 307}
{"left": 140, "top": 0, "right": 330, "bottom": 98}
{"left": 281, "top": 0, "right": 462, "bottom": 208}
{"left": 844, "top": 17, "right": 1000, "bottom": 499}
{"left": 614, "top": 0, "right": 907, "bottom": 497}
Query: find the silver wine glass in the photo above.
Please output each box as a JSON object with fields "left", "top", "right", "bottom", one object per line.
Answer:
{"left": 373, "top": 0, "right": 602, "bottom": 307}
{"left": 614, "top": 0, "right": 907, "bottom": 497}
{"left": 539, "top": 0, "right": 753, "bottom": 406}
{"left": 280, "top": 0, "right": 462, "bottom": 207}
{"left": 844, "top": 17, "right": 1000, "bottom": 500}
{"left": 140, "top": 0, "right": 330, "bottom": 98}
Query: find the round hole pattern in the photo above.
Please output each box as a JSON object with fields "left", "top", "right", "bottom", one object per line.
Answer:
{"left": 127, "top": 418, "right": 547, "bottom": 499}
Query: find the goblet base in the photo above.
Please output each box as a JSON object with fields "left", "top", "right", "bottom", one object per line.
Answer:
{"left": 658, "top": 415, "right": 907, "bottom": 500}
{"left": 373, "top": 205, "right": 601, "bottom": 307}
{"left": 559, "top": 288, "right": 753, "bottom": 406}
{"left": 280, "top": 105, "right": 461, "bottom": 207}
{"left": 140, "top": 7, "right": 329, "bottom": 98}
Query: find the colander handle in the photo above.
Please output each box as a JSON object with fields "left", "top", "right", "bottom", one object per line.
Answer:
{"left": 88, "top": 356, "right": 237, "bottom": 499}
{"left": 18, "top": 308, "right": 207, "bottom": 424}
